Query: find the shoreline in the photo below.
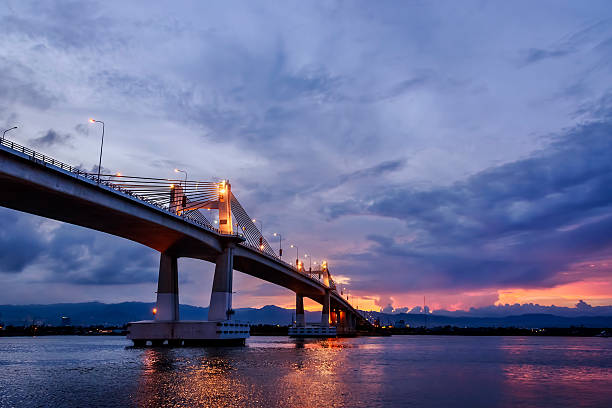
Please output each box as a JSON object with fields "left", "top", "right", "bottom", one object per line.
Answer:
{"left": 1, "top": 324, "right": 610, "bottom": 338}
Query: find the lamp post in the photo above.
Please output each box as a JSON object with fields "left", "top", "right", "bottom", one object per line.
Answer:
{"left": 252, "top": 218, "right": 264, "bottom": 250}
{"left": 252, "top": 218, "right": 263, "bottom": 235}
{"left": 290, "top": 244, "right": 299, "bottom": 267}
{"left": 88, "top": 118, "right": 105, "bottom": 183}
{"left": 174, "top": 168, "right": 187, "bottom": 188}
{"left": 1, "top": 126, "right": 17, "bottom": 141}
{"left": 273, "top": 232, "right": 283, "bottom": 259}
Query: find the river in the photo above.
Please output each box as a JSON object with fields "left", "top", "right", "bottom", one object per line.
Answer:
{"left": 1, "top": 335, "right": 611, "bottom": 407}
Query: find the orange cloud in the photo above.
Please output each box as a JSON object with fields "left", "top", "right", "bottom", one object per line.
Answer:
{"left": 497, "top": 280, "right": 612, "bottom": 307}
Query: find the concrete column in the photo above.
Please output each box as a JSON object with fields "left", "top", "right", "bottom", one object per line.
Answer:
{"left": 208, "top": 245, "right": 234, "bottom": 321}
{"left": 321, "top": 291, "right": 330, "bottom": 327}
{"left": 155, "top": 252, "right": 179, "bottom": 321}
{"left": 296, "top": 294, "right": 305, "bottom": 327}
{"left": 338, "top": 310, "right": 346, "bottom": 328}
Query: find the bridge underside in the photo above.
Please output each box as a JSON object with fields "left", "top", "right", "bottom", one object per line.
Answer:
{"left": 0, "top": 154, "right": 222, "bottom": 259}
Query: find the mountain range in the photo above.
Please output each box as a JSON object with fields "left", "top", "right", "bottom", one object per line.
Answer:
{"left": 1, "top": 302, "right": 612, "bottom": 328}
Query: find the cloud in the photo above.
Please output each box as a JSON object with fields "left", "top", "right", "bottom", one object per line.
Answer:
{"left": 0, "top": 58, "right": 57, "bottom": 111}
{"left": 29, "top": 129, "right": 73, "bottom": 148}
{"left": 2, "top": 1, "right": 612, "bottom": 308}
{"left": 0, "top": 208, "right": 158, "bottom": 285}
{"left": 327, "top": 117, "right": 612, "bottom": 293}
{"left": 520, "top": 48, "right": 572, "bottom": 65}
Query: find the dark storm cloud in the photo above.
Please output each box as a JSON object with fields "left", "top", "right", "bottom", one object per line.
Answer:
{"left": 29, "top": 129, "right": 73, "bottom": 148}
{"left": 328, "top": 117, "right": 612, "bottom": 292}
{"left": 337, "top": 159, "right": 405, "bottom": 185}
{"left": 518, "top": 19, "right": 610, "bottom": 66}
{"left": 0, "top": 210, "right": 46, "bottom": 273}
{"left": 520, "top": 48, "right": 572, "bottom": 65}
{"left": 0, "top": 208, "right": 158, "bottom": 285}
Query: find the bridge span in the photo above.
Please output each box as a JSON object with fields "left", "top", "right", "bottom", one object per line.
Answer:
{"left": 0, "top": 137, "right": 372, "bottom": 344}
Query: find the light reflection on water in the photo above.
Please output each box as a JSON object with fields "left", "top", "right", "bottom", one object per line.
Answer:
{"left": 0, "top": 335, "right": 611, "bottom": 407}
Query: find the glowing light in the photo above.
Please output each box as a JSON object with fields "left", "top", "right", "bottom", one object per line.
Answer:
{"left": 88, "top": 118, "right": 95, "bottom": 123}
{"left": 174, "top": 169, "right": 179, "bottom": 172}
{"left": 259, "top": 244, "right": 264, "bottom": 250}
{"left": 116, "top": 172, "right": 122, "bottom": 176}
{"left": 252, "top": 218, "right": 257, "bottom": 223}
{"left": 152, "top": 308, "right": 157, "bottom": 315}
{"left": 170, "top": 184, "right": 175, "bottom": 189}
{"left": 219, "top": 188, "right": 226, "bottom": 194}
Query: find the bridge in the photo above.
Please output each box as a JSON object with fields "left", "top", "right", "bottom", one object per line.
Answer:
{"left": 0, "top": 136, "right": 373, "bottom": 345}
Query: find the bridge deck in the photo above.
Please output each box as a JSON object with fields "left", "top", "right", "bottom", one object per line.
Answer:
{"left": 0, "top": 138, "right": 371, "bottom": 326}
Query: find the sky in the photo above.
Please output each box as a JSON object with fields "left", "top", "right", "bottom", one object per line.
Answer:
{"left": 1, "top": 1, "right": 612, "bottom": 313}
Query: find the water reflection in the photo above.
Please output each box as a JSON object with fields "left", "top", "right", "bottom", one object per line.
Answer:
{"left": 133, "top": 338, "right": 379, "bottom": 407}
{"left": 499, "top": 337, "right": 612, "bottom": 407}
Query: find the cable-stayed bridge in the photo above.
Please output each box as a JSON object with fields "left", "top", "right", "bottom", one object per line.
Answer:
{"left": 0, "top": 136, "right": 372, "bottom": 345}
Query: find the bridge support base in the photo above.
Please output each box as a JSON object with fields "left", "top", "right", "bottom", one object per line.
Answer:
{"left": 126, "top": 320, "right": 250, "bottom": 347}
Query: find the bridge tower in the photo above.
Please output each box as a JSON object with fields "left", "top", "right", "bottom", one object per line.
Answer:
{"left": 217, "top": 180, "right": 233, "bottom": 235}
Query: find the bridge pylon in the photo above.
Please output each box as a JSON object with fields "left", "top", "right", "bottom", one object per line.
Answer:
{"left": 154, "top": 252, "right": 179, "bottom": 321}
{"left": 321, "top": 290, "right": 331, "bottom": 327}
{"left": 208, "top": 242, "right": 235, "bottom": 321}
{"left": 217, "top": 180, "right": 233, "bottom": 235}
{"left": 295, "top": 294, "right": 305, "bottom": 327}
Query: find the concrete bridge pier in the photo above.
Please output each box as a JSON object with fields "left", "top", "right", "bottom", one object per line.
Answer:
{"left": 321, "top": 291, "right": 330, "bottom": 327}
{"left": 127, "top": 241, "right": 249, "bottom": 346}
{"left": 296, "top": 294, "right": 305, "bottom": 327}
{"left": 155, "top": 252, "right": 179, "bottom": 321}
{"left": 208, "top": 244, "right": 234, "bottom": 321}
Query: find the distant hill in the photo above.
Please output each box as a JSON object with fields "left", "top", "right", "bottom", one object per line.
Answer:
{"left": 1, "top": 303, "right": 611, "bottom": 328}
{"left": 366, "top": 311, "right": 612, "bottom": 329}
{"left": 0, "top": 302, "right": 320, "bottom": 326}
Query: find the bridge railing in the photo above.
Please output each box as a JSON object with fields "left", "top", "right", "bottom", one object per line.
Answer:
{"left": 1, "top": 137, "right": 93, "bottom": 176}
{"left": 0, "top": 136, "right": 222, "bottom": 234}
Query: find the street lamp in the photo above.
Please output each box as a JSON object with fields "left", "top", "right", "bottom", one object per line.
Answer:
{"left": 290, "top": 244, "right": 299, "bottom": 268}
{"left": 1, "top": 126, "right": 17, "bottom": 141}
{"left": 88, "top": 118, "right": 105, "bottom": 183}
{"left": 252, "top": 218, "right": 264, "bottom": 250}
{"left": 174, "top": 168, "right": 187, "bottom": 188}
{"left": 273, "top": 232, "right": 283, "bottom": 259}
{"left": 251, "top": 218, "right": 263, "bottom": 234}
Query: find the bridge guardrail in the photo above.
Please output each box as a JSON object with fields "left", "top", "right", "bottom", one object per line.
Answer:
{"left": 0, "top": 136, "right": 226, "bottom": 234}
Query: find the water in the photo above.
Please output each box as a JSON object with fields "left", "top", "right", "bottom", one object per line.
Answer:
{"left": 1, "top": 335, "right": 611, "bottom": 407}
